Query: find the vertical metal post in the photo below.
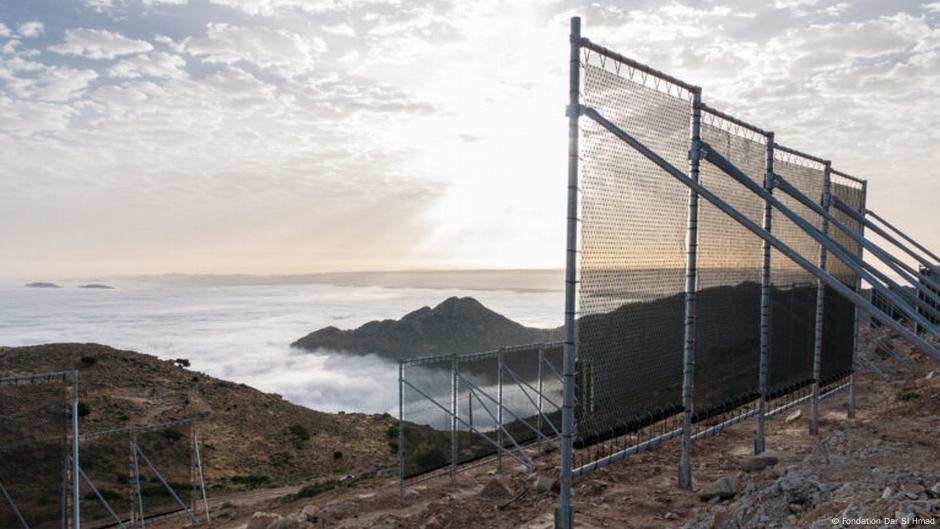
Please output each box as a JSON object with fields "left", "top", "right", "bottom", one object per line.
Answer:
{"left": 848, "top": 181, "right": 867, "bottom": 419}
{"left": 755, "top": 133, "right": 774, "bottom": 455}
{"left": 62, "top": 442, "right": 68, "bottom": 529}
{"left": 132, "top": 435, "right": 145, "bottom": 528}
{"left": 810, "top": 162, "right": 832, "bottom": 435}
{"left": 398, "top": 361, "right": 405, "bottom": 498}
{"left": 450, "top": 356, "right": 458, "bottom": 481}
{"left": 71, "top": 369, "right": 80, "bottom": 529}
{"left": 537, "top": 345, "right": 545, "bottom": 442}
{"left": 193, "top": 423, "right": 210, "bottom": 522}
{"left": 496, "top": 347, "right": 504, "bottom": 473}
{"left": 555, "top": 15, "right": 580, "bottom": 529}
{"left": 678, "top": 89, "right": 703, "bottom": 491}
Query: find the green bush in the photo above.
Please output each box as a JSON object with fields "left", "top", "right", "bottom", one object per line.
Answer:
{"left": 174, "top": 358, "right": 191, "bottom": 368}
{"left": 288, "top": 422, "right": 310, "bottom": 441}
{"left": 333, "top": 450, "right": 343, "bottom": 460}
{"left": 896, "top": 391, "right": 921, "bottom": 401}
{"left": 77, "top": 401, "right": 91, "bottom": 417}
{"left": 80, "top": 356, "right": 97, "bottom": 366}
{"left": 280, "top": 480, "right": 337, "bottom": 503}
{"left": 160, "top": 428, "right": 184, "bottom": 442}
{"left": 231, "top": 474, "right": 271, "bottom": 488}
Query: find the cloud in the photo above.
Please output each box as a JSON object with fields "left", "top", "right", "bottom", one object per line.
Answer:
{"left": 182, "top": 23, "right": 326, "bottom": 76}
{"left": 108, "top": 51, "right": 187, "bottom": 79}
{"left": 17, "top": 21, "right": 45, "bottom": 38}
{"left": 323, "top": 23, "right": 356, "bottom": 37}
{"left": 0, "top": 23, "right": 11, "bottom": 39}
{"left": 49, "top": 28, "right": 153, "bottom": 59}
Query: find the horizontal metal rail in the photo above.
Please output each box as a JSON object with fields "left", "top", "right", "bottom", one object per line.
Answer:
{"left": 0, "top": 371, "right": 70, "bottom": 384}
{"left": 699, "top": 103, "right": 770, "bottom": 136}
{"left": 773, "top": 143, "right": 828, "bottom": 166}
{"left": 831, "top": 168, "right": 866, "bottom": 186}
{"left": 402, "top": 341, "right": 563, "bottom": 368}
{"left": 579, "top": 38, "right": 701, "bottom": 94}
{"left": 578, "top": 104, "right": 940, "bottom": 363}
{"left": 866, "top": 208, "right": 940, "bottom": 265}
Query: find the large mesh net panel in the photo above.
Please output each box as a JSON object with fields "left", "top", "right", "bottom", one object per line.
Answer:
{"left": 401, "top": 357, "right": 453, "bottom": 478}
{"left": 768, "top": 151, "right": 825, "bottom": 396}
{"left": 693, "top": 111, "right": 767, "bottom": 419}
{"left": 0, "top": 374, "right": 69, "bottom": 529}
{"left": 577, "top": 53, "right": 692, "bottom": 447}
{"left": 455, "top": 352, "right": 500, "bottom": 468}
{"left": 821, "top": 175, "right": 864, "bottom": 385}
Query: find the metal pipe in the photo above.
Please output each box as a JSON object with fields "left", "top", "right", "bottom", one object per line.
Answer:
{"left": 699, "top": 103, "right": 770, "bottom": 136}
{"left": 398, "top": 362, "right": 404, "bottom": 498}
{"left": 538, "top": 345, "right": 544, "bottom": 444}
{"left": 497, "top": 348, "right": 504, "bottom": 473}
{"left": 579, "top": 105, "right": 940, "bottom": 363}
{"left": 136, "top": 446, "right": 196, "bottom": 522}
{"left": 778, "top": 180, "right": 940, "bottom": 320}
{"left": 678, "top": 91, "right": 702, "bottom": 491}
{"left": 832, "top": 198, "right": 940, "bottom": 288}
{"left": 699, "top": 141, "right": 940, "bottom": 343}
{"left": 810, "top": 163, "right": 832, "bottom": 436}
{"left": 71, "top": 369, "right": 80, "bottom": 529}
{"left": 773, "top": 143, "right": 828, "bottom": 166}
{"left": 0, "top": 479, "right": 30, "bottom": 529}
{"left": 131, "top": 435, "right": 145, "bottom": 528}
{"left": 193, "top": 423, "right": 210, "bottom": 522}
{"left": 578, "top": 38, "right": 701, "bottom": 94}
{"left": 859, "top": 351, "right": 891, "bottom": 381}
{"left": 556, "top": 15, "right": 580, "bottom": 529}
{"left": 866, "top": 208, "right": 940, "bottom": 267}
{"left": 848, "top": 182, "right": 867, "bottom": 419}
{"left": 755, "top": 132, "right": 774, "bottom": 455}
{"left": 451, "top": 356, "right": 457, "bottom": 481}
{"left": 78, "top": 464, "right": 129, "bottom": 529}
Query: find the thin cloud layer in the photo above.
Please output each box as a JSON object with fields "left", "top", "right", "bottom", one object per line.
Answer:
{"left": 0, "top": 1, "right": 939, "bottom": 279}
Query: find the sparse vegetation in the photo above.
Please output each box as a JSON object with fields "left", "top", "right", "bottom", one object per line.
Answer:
{"left": 174, "top": 358, "right": 190, "bottom": 368}
{"left": 77, "top": 401, "right": 91, "bottom": 417}
{"left": 80, "top": 356, "right": 97, "bottom": 366}
{"left": 896, "top": 390, "right": 921, "bottom": 401}
{"left": 386, "top": 423, "right": 400, "bottom": 454}
{"left": 231, "top": 474, "right": 272, "bottom": 488}
{"left": 280, "top": 480, "right": 337, "bottom": 503}
{"left": 333, "top": 450, "right": 343, "bottom": 460}
{"left": 288, "top": 422, "right": 311, "bottom": 441}
{"left": 160, "top": 428, "right": 184, "bottom": 442}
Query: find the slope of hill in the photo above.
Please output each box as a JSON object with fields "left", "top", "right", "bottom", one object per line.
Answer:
{"left": 292, "top": 296, "right": 562, "bottom": 360}
{"left": 0, "top": 343, "right": 398, "bottom": 490}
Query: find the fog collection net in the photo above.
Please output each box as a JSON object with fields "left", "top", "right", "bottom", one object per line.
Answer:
{"left": 0, "top": 375, "right": 70, "bottom": 529}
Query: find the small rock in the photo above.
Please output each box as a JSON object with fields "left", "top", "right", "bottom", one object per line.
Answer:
{"left": 480, "top": 478, "right": 512, "bottom": 499}
{"left": 274, "top": 513, "right": 308, "bottom": 529}
{"left": 421, "top": 514, "right": 445, "bottom": 529}
{"left": 929, "top": 482, "right": 940, "bottom": 497}
{"left": 358, "top": 492, "right": 377, "bottom": 499}
{"left": 740, "top": 455, "right": 779, "bottom": 472}
{"left": 698, "top": 476, "right": 738, "bottom": 501}
{"left": 533, "top": 475, "right": 555, "bottom": 493}
{"left": 785, "top": 410, "right": 802, "bottom": 423}
{"left": 883, "top": 486, "right": 895, "bottom": 499}
{"left": 247, "top": 512, "right": 281, "bottom": 529}
{"left": 927, "top": 369, "right": 936, "bottom": 380}
{"left": 664, "top": 512, "right": 678, "bottom": 520}
{"left": 510, "top": 464, "right": 528, "bottom": 475}
{"left": 403, "top": 488, "right": 420, "bottom": 499}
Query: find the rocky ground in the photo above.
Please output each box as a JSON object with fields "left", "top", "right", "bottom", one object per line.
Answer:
{"left": 192, "top": 332, "right": 940, "bottom": 529}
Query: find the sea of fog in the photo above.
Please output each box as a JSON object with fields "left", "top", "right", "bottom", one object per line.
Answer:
{"left": 0, "top": 279, "right": 563, "bottom": 415}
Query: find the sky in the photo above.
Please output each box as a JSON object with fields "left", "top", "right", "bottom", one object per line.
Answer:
{"left": 1, "top": 0, "right": 939, "bottom": 280}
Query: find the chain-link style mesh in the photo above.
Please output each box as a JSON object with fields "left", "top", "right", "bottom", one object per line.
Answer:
{"left": 79, "top": 433, "right": 133, "bottom": 529}
{"left": 576, "top": 56, "right": 691, "bottom": 447}
{"left": 768, "top": 153, "right": 825, "bottom": 396}
{"left": 821, "top": 175, "right": 864, "bottom": 385}
{"left": 0, "top": 374, "right": 70, "bottom": 529}
{"left": 136, "top": 424, "right": 197, "bottom": 520}
{"left": 693, "top": 112, "right": 767, "bottom": 419}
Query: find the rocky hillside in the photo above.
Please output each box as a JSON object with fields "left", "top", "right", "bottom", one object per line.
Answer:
{"left": 292, "top": 296, "right": 562, "bottom": 360}
{"left": 0, "top": 344, "right": 398, "bottom": 490}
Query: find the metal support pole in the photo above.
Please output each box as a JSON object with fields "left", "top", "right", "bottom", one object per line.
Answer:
{"left": 496, "top": 348, "right": 504, "bottom": 473}
{"left": 193, "top": 423, "right": 210, "bottom": 522}
{"left": 71, "top": 369, "right": 80, "bottom": 529}
{"left": 866, "top": 208, "right": 940, "bottom": 267}
{"left": 678, "top": 90, "right": 703, "bottom": 490}
{"left": 450, "top": 356, "right": 458, "bottom": 481}
{"left": 810, "top": 163, "right": 831, "bottom": 436}
{"left": 398, "top": 362, "right": 405, "bottom": 498}
{"left": 555, "top": 15, "right": 579, "bottom": 529}
{"left": 755, "top": 132, "right": 774, "bottom": 455}
{"left": 538, "top": 345, "right": 545, "bottom": 444}
{"left": 131, "top": 435, "right": 144, "bottom": 528}
{"left": 848, "top": 182, "right": 867, "bottom": 419}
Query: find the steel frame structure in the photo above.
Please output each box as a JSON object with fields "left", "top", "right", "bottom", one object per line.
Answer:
{"left": 399, "top": 342, "right": 564, "bottom": 491}
{"left": 555, "top": 17, "right": 940, "bottom": 529}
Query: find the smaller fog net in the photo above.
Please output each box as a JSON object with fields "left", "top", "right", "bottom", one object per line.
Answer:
{"left": 0, "top": 375, "right": 69, "bottom": 529}
{"left": 135, "top": 424, "right": 197, "bottom": 520}
{"left": 403, "top": 344, "right": 563, "bottom": 480}
{"left": 822, "top": 175, "right": 864, "bottom": 385}
{"left": 577, "top": 50, "right": 692, "bottom": 449}
{"left": 768, "top": 151, "right": 825, "bottom": 397}
{"left": 79, "top": 433, "right": 133, "bottom": 529}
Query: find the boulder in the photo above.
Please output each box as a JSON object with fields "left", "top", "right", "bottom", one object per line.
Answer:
{"left": 533, "top": 474, "right": 555, "bottom": 493}
{"left": 740, "top": 455, "right": 779, "bottom": 472}
{"left": 785, "top": 410, "right": 801, "bottom": 423}
{"left": 698, "top": 476, "right": 738, "bottom": 501}
{"left": 480, "top": 478, "right": 512, "bottom": 499}
{"left": 247, "top": 512, "right": 282, "bottom": 529}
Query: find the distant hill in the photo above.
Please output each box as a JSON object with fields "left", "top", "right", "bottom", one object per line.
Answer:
{"left": 0, "top": 344, "right": 397, "bottom": 491}
{"left": 24, "top": 282, "right": 60, "bottom": 288}
{"left": 79, "top": 284, "right": 114, "bottom": 289}
{"left": 292, "top": 296, "right": 562, "bottom": 360}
